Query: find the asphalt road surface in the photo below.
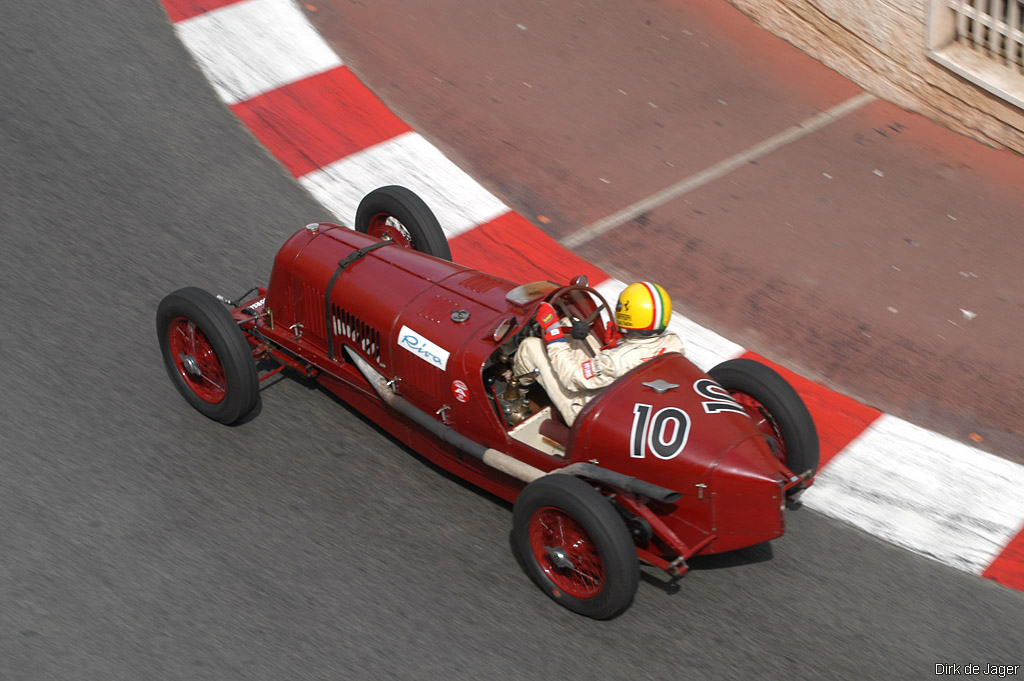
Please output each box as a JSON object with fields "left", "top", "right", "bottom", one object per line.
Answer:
{"left": 1, "top": 2, "right": 1021, "bottom": 679}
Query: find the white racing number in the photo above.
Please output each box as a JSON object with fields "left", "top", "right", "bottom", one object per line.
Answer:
{"left": 629, "top": 404, "right": 691, "bottom": 460}
{"left": 693, "top": 379, "right": 745, "bottom": 415}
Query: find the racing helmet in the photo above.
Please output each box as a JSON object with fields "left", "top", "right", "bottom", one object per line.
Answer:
{"left": 615, "top": 282, "right": 672, "bottom": 336}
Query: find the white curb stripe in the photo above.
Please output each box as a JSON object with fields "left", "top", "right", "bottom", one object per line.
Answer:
{"left": 802, "top": 414, "right": 1024, "bottom": 573}
{"left": 298, "top": 131, "right": 509, "bottom": 237}
{"left": 173, "top": 0, "right": 342, "bottom": 104}
{"left": 595, "top": 279, "right": 744, "bottom": 371}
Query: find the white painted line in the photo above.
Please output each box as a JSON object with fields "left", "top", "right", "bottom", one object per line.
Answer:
{"left": 562, "top": 92, "right": 877, "bottom": 249}
{"left": 299, "top": 131, "right": 509, "bottom": 238}
{"left": 594, "top": 279, "right": 744, "bottom": 370}
{"left": 802, "top": 413, "right": 1024, "bottom": 574}
{"left": 173, "top": 0, "right": 342, "bottom": 104}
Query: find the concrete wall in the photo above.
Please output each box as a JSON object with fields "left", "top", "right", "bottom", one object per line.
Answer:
{"left": 725, "top": 0, "right": 1024, "bottom": 155}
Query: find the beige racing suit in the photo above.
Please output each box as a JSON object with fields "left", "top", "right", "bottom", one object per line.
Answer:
{"left": 513, "top": 330, "right": 685, "bottom": 426}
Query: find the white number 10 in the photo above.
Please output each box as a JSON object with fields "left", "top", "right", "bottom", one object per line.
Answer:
{"left": 629, "top": 403, "right": 691, "bottom": 460}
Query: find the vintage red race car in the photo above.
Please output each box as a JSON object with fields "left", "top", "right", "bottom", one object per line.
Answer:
{"left": 157, "top": 186, "right": 818, "bottom": 619}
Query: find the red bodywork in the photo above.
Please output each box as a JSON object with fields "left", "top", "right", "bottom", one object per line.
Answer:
{"left": 232, "top": 224, "right": 801, "bottom": 573}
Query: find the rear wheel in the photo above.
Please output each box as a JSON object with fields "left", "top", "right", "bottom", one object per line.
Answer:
{"left": 157, "top": 287, "right": 259, "bottom": 424}
{"left": 354, "top": 185, "right": 452, "bottom": 260}
{"left": 708, "top": 358, "right": 819, "bottom": 478}
{"left": 513, "top": 474, "right": 638, "bottom": 619}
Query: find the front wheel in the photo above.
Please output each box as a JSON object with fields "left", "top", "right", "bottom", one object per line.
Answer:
{"left": 156, "top": 287, "right": 260, "bottom": 425}
{"left": 513, "top": 474, "right": 639, "bottom": 619}
{"left": 708, "top": 358, "right": 819, "bottom": 479}
{"left": 354, "top": 185, "right": 452, "bottom": 261}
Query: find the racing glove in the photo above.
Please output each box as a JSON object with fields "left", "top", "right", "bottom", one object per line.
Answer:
{"left": 535, "top": 302, "right": 566, "bottom": 344}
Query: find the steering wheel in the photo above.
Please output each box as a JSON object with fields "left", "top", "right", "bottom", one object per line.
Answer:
{"left": 546, "top": 285, "right": 617, "bottom": 354}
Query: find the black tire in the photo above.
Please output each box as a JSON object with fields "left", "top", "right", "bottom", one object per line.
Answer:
{"left": 513, "top": 474, "right": 639, "bottom": 619}
{"left": 156, "top": 287, "right": 260, "bottom": 425}
{"left": 708, "top": 358, "right": 819, "bottom": 478}
{"left": 354, "top": 185, "right": 452, "bottom": 261}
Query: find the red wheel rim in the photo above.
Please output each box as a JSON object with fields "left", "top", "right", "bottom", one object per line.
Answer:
{"left": 528, "top": 506, "right": 605, "bottom": 599}
{"left": 732, "top": 391, "right": 786, "bottom": 463}
{"left": 167, "top": 316, "right": 227, "bottom": 404}
{"left": 366, "top": 213, "right": 414, "bottom": 248}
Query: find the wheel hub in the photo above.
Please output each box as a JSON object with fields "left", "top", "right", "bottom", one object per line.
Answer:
{"left": 178, "top": 353, "right": 202, "bottom": 377}
{"left": 177, "top": 350, "right": 200, "bottom": 376}
{"left": 545, "top": 545, "right": 575, "bottom": 570}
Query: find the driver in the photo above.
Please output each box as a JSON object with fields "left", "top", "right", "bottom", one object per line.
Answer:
{"left": 513, "top": 281, "right": 685, "bottom": 426}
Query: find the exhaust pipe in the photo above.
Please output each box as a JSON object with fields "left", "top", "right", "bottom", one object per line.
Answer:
{"left": 345, "top": 348, "right": 547, "bottom": 483}
{"left": 345, "top": 348, "right": 681, "bottom": 503}
{"left": 557, "top": 463, "right": 681, "bottom": 504}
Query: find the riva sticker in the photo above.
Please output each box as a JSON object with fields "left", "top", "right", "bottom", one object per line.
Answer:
{"left": 398, "top": 325, "right": 450, "bottom": 371}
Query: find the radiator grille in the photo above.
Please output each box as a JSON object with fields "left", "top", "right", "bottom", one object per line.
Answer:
{"left": 332, "top": 304, "right": 382, "bottom": 365}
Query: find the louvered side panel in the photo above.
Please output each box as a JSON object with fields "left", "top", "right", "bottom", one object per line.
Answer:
{"left": 332, "top": 304, "right": 384, "bottom": 368}
{"left": 301, "top": 281, "right": 327, "bottom": 343}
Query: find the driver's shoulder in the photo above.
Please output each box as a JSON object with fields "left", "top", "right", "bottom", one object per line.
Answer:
{"left": 613, "top": 333, "right": 684, "bottom": 359}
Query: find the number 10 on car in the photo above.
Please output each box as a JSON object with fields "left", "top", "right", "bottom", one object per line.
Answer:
{"left": 629, "top": 404, "right": 692, "bottom": 460}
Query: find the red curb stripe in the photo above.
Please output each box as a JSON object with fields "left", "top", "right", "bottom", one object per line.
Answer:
{"left": 739, "top": 351, "right": 883, "bottom": 470}
{"left": 451, "top": 212, "right": 609, "bottom": 286}
{"left": 982, "top": 525, "right": 1024, "bottom": 591}
{"left": 162, "top": 0, "right": 244, "bottom": 23}
{"left": 230, "top": 66, "right": 412, "bottom": 178}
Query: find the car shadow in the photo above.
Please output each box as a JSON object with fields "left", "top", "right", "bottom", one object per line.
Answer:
{"left": 688, "top": 541, "right": 775, "bottom": 570}
{"left": 284, "top": 367, "right": 516, "bottom": 509}
{"left": 638, "top": 541, "right": 774, "bottom": 595}
{"left": 268, "top": 367, "right": 776, "bottom": 587}
{"left": 230, "top": 358, "right": 292, "bottom": 426}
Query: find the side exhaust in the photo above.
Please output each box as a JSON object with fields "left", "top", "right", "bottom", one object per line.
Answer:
{"left": 557, "top": 463, "right": 681, "bottom": 504}
{"left": 345, "top": 348, "right": 680, "bottom": 503}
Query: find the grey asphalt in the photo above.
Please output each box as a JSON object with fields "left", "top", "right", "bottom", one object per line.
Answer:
{"left": 0, "top": 2, "right": 1021, "bottom": 679}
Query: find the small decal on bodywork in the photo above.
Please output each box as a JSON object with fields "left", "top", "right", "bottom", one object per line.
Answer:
{"left": 398, "top": 325, "right": 450, "bottom": 371}
{"left": 452, "top": 379, "right": 469, "bottom": 403}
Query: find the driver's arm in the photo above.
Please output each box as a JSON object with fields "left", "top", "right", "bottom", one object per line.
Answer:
{"left": 535, "top": 301, "right": 621, "bottom": 391}
{"left": 547, "top": 342, "right": 620, "bottom": 391}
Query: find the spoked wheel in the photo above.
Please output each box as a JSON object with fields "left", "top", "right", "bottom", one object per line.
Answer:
{"left": 354, "top": 185, "right": 452, "bottom": 261}
{"left": 167, "top": 316, "right": 227, "bottom": 404}
{"left": 513, "top": 475, "right": 638, "bottom": 619}
{"left": 708, "top": 358, "right": 819, "bottom": 480}
{"left": 156, "top": 287, "right": 259, "bottom": 425}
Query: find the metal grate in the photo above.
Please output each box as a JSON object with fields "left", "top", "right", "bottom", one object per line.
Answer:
{"left": 949, "top": 0, "right": 1024, "bottom": 69}
{"left": 332, "top": 304, "right": 382, "bottom": 365}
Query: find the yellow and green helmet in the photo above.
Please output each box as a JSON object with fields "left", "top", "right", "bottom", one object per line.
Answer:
{"left": 615, "top": 282, "right": 672, "bottom": 334}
